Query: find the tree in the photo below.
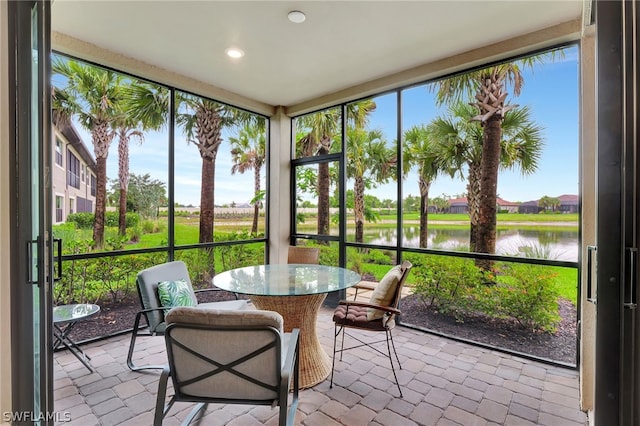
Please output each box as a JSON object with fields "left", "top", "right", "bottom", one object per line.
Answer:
{"left": 430, "top": 194, "right": 450, "bottom": 213}
{"left": 403, "top": 125, "right": 441, "bottom": 248}
{"left": 176, "top": 93, "right": 253, "bottom": 243}
{"left": 113, "top": 117, "right": 143, "bottom": 236}
{"left": 296, "top": 100, "right": 376, "bottom": 238}
{"left": 345, "top": 128, "right": 395, "bottom": 242}
{"left": 110, "top": 173, "right": 167, "bottom": 218}
{"left": 229, "top": 120, "right": 266, "bottom": 235}
{"left": 115, "top": 81, "right": 169, "bottom": 235}
{"left": 432, "top": 52, "right": 555, "bottom": 266}
{"left": 403, "top": 195, "right": 419, "bottom": 212}
{"left": 539, "top": 196, "right": 560, "bottom": 212}
{"left": 428, "top": 100, "right": 544, "bottom": 255}
{"left": 52, "top": 58, "right": 123, "bottom": 249}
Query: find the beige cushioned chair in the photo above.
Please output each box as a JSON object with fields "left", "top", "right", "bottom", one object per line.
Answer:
{"left": 127, "top": 260, "right": 248, "bottom": 371}
{"left": 330, "top": 260, "right": 412, "bottom": 397}
{"left": 153, "top": 307, "right": 300, "bottom": 426}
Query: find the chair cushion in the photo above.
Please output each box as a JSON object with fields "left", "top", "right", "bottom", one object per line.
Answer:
{"left": 367, "top": 265, "right": 402, "bottom": 320}
{"left": 158, "top": 279, "right": 197, "bottom": 314}
{"left": 166, "top": 307, "right": 284, "bottom": 333}
{"left": 333, "top": 304, "right": 391, "bottom": 330}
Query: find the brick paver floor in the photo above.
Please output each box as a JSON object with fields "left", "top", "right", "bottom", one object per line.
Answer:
{"left": 54, "top": 304, "right": 588, "bottom": 426}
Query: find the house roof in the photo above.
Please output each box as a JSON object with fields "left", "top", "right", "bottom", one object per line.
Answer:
{"left": 496, "top": 197, "right": 519, "bottom": 207}
{"left": 448, "top": 197, "right": 468, "bottom": 206}
{"left": 55, "top": 119, "right": 96, "bottom": 172}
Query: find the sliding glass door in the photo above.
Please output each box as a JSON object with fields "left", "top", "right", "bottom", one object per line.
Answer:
{"left": 8, "top": 0, "right": 54, "bottom": 422}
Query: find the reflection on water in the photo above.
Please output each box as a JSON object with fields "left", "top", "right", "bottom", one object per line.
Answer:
{"left": 365, "top": 226, "right": 578, "bottom": 262}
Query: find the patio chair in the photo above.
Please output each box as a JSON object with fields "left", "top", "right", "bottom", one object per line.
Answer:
{"left": 153, "top": 307, "right": 300, "bottom": 426}
{"left": 287, "top": 246, "right": 320, "bottom": 264}
{"left": 127, "top": 260, "right": 248, "bottom": 371}
{"left": 330, "top": 260, "right": 412, "bottom": 397}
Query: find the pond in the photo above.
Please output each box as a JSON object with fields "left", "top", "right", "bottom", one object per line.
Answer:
{"left": 363, "top": 226, "right": 579, "bottom": 262}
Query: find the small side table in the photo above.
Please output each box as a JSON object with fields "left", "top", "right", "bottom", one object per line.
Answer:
{"left": 53, "top": 303, "right": 101, "bottom": 372}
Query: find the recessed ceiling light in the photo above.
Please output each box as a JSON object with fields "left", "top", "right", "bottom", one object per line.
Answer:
{"left": 225, "top": 47, "right": 245, "bottom": 59}
{"left": 287, "top": 10, "right": 306, "bottom": 24}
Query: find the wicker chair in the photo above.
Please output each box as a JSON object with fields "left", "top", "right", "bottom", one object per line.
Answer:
{"left": 154, "top": 307, "right": 300, "bottom": 426}
{"left": 330, "top": 260, "right": 412, "bottom": 397}
{"left": 127, "top": 261, "right": 248, "bottom": 371}
{"left": 287, "top": 246, "right": 320, "bottom": 264}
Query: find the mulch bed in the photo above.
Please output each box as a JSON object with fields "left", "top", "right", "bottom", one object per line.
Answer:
{"left": 65, "top": 291, "right": 577, "bottom": 366}
{"left": 399, "top": 295, "right": 577, "bottom": 365}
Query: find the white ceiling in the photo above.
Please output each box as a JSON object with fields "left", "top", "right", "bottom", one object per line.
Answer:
{"left": 51, "top": 1, "right": 584, "bottom": 108}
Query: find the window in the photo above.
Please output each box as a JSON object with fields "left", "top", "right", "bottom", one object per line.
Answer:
{"left": 55, "top": 138, "right": 63, "bottom": 166}
{"left": 69, "top": 198, "right": 75, "bottom": 215}
{"left": 90, "top": 174, "right": 96, "bottom": 197}
{"left": 67, "top": 150, "right": 80, "bottom": 189}
{"left": 81, "top": 165, "right": 85, "bottom": 183}
{"left": 55, "top": 195, "right": 64, "bottom": 223}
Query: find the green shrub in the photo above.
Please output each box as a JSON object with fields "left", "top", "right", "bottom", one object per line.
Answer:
{"left": 128, "top": 226, "right": 142, "bottom": 242}
{"left": 412, "top": 256, "right": 485, "bottom": 318}
{"left": 142, "top": 220, "right": 156, "bottom": 234}
{"left": 493, "top": 263, "right": 561, "bottom": 332}
{"left": 66, "top": 212, "right": 94, "bottom": 229}
{"left": 67, "top": 211, "right": 140, "bottom": 229}
{"left": 410, "top": 255, "right": 562, "bottom": 332}
{"left": 364, "top": 249, "right": 394, "bottom": 266}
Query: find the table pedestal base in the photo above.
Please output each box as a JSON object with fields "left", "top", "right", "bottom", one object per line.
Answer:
{"left": 251, "top": 293, "right": 330, "bottom": 389}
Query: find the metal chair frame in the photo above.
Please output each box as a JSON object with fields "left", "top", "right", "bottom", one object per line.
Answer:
{"left": 330, "top": 261, "right": 412, "bottom": 397}
{"left": 154, "top": 321, "right": 300, "bottom": 426}
{"left": 127, "top": 261, "right": 246, "bottom": 371}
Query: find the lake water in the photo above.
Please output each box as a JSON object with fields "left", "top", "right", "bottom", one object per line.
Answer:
{"left": 364, "top": 226, "right": 579, "bottom": 262}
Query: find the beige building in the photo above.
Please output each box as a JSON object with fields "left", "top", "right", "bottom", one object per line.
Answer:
{"left": 52, "top": 122, "right": 96, "bottom": 224}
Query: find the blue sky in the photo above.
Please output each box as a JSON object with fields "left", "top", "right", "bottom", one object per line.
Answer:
{"left": 68, "top": 44, "right": 579, "bottom": 207}
{"left": 366, "top": 44, "right": 579, "bottom": 204}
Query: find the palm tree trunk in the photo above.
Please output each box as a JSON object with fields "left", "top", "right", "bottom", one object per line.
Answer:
{"left": 91, "top": 122, "right": 112, "bottom": 249}
{"left": 118, "top": 188, "right": 127, "bottom": 235}
{"left": 318, "top": 162, "right": 330, "bottom": 236}
{"left": 199, "top": 158, "right": 215, "bottom": 244}
{"left": 476, "top": 117, "right": 502, "bottom": 269}
{"left": 466, "top": 162, "right": 481, "bottom": 252}
{"left": 317, "top": 136, "right": 332, "bottom": 238}
{"left": 418, "top": 176, "right": 431, "bottom": 248}
{"left": 117, "top": 132, "right": 129, "bottom": 236}
{"left": 354, "top": 176, "right": 365, "bottom": 243}
{"left": 252, "top": 167, "right": 260, "bottom": 235}
{"left": 93, "top": 156, "right": 108, "bottom": 249}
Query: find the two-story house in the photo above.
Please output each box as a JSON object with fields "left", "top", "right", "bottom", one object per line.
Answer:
{"left": 52, "top": 121, "right": 96, "bottom": 224}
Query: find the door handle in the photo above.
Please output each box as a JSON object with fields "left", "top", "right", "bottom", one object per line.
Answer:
{"left": 26, "top": 239, "right": 38, "bottom": 285}
{"left": 587, "top": 245, "right": 597, "bottom": 304}
{"left": 624, "top": 247, "right": 637, "bottom": 309}
{"left": 53, "top": 238, "right": 62, "bottom": 282}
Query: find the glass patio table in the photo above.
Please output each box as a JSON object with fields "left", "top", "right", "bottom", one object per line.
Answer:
{"left": 213, "top": 264, "right": 361, "bottom": 388}
{"left": 53, "top": 303, "right": 101, "bottom": 372}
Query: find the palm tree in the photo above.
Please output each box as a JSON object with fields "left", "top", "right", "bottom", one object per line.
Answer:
{"left": 176, "top": 93, "right": 253, "bottom": 244}
{"left": 296, "top": 100, "right": 376, "bottom": 237}
{"left": 345, "top": 128, "right": 395, "bottom": 242}
{"left": 427, "top": 102, "right": 483, "bottom": 251}
{"left": 119, "top": 82, "right": 169, "bottom": 234}
{"left": 113, "top": 117, "right": 143, "bottom": 236}
{"left": 428, "top": 101, "right": 544, "bottom": 253}
{"left": 296, "top": 108, "right": 341, "bottom": 236}
{"left": 229, "top": 120, "right": 266, "bottom": 235}
{"left": 432, "top": 54, "right": 553, "bottom": 263}
{"left": 52, "top": 58, "right": 123, "bottom": 249}
{"left": 402, "top": 125, "right": 441, "bottom": 248}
